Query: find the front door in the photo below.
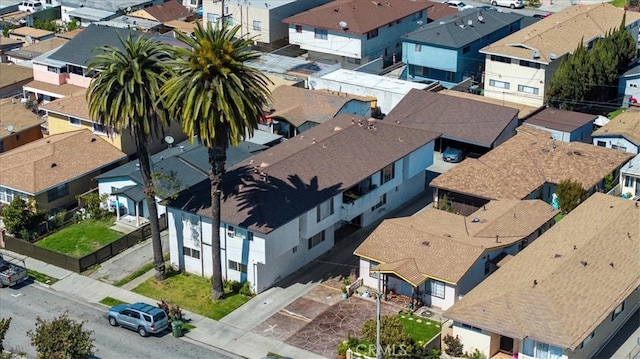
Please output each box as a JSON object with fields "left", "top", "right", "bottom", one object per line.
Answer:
{"left": 500, "top": 336, "right": 514, "bottom": 354}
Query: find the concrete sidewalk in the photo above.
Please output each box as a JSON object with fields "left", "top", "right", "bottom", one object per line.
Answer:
{"left": 1, "top": 249, "right": 326, "bottom": 359}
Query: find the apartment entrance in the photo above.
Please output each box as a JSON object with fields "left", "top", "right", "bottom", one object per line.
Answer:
{"left": 499, "top": 336, "right": 514, "bottom": 354}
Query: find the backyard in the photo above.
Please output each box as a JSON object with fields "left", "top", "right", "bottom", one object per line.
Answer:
{"left": 36, "top": 217, "right": 122, "bottom": 258}
{"left": 397, "top": 313, "right": 441, "bottom": 343}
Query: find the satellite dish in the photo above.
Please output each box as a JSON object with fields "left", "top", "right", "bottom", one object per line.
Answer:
{"left": 338, "top": 20, "right": 348, "bottom": 29}
{"left": 24, "top": 35, "right": 32, "bottom": 43}
{"left": 164, "top": 135, "right": 175, "bottom": 145}
{"left": 6, "top": 125, "right": 14, "bottom": 132}
{"left": 478, "top": 15, "right": 484, "bottom": 22}
{"left": 467, "top": 19, "right": 473, "bottom": 26}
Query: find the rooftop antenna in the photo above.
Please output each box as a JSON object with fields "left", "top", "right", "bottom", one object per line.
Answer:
{"left": 6, "top": 125, "right": 14, "bottom": 133}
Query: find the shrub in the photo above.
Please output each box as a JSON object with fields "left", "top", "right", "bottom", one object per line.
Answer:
{"left": 362, "top": 316, "right": 415, "bottom": 358}
{"left": 223, "top": 279, "right": 242, "bottom": 293}
{"left": 49, "top": 210, "right": 67, "bottom": 230}
{"left": 239, "top": 281, "right": 253, "bottom": 296}
{"left": 444, "top": 334, "right": 464, "bottom": 357}
{"left": 337, "top": 340, "right": 349, "bottom": 356}
{"left": 465, "top": 348, "right": 487, "bottom": 359}
{"left": 0, "top": 317, "right": 11, "bottom": 353}
{"left": 157, "top": 299, "right": 183, "bottom": 321}
{"left": 27, "top": 314, "right": 94, "bottom": 359}
{"left": 556, "top": 179, "right": 587, "bottom": 213}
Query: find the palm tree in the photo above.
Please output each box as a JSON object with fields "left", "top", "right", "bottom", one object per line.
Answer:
{"left": 86, "top": 33, "right": 175, "bottom": 281}
{"left": 161, "top": 22, "right": 272, "bottom": 299}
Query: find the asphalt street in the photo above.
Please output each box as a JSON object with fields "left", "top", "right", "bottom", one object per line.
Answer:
{"left": 0, "top": 282, "right": 238, "bottom": 359}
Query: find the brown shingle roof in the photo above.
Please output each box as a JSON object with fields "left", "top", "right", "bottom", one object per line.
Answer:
{"left": 430, "top": 126, "right": 634, "bottom": 199}
{"left": 10, "top": 27, "right": 54, "bottom": 39}
{"left": 355, "top": 199, "right": 557, "bottom": 284}
{"left": 525, "top": 108, "right": 596, "bottom": 133}
{"left": 282, "top": 0, "right": 433, "bottom": 35}
{"left": 269, "top": 86, "right": 373, "bottom": 127}
{"left": 438, "top": 89, "right": 540, "bottom": 119}
{"left": 0, "top": 98, "right": 44, "bottom": 139}
{"left": 385, "top": 89, "right": 518, "bottom": 148}
{"left": 480, "top": 3, "right": 640, "bottom": 64}
{"left": 592, "top": 107, "right": 640, "bottom": 145}
{"left": 444, "top": 193, "right": 640, "bottom": 350}
{"left": 0, "top": 63, "right": 33, "bottom": 89}
{"left": 136, "top": 1, "right": 190, "bottom": 22}
{"left": 425, "top": 1, "right": 458, "bottom": 22}
{"left": 56, "top": 28, "right": 85, "bottom": 40}
{"left": 39, "top": 91, "right": 90, "bottom": 118}
{"left": 0, "top": 130, "right": 126, "bottom": 194}
{"left": 170, "top": 115, "right": 441, "bottom": 233}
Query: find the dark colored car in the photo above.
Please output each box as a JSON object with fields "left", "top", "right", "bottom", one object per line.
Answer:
{"left": 443, "top": 147, "right": 466, "bottom": 163}
{"left": 106, "top": 302, "right": 169, "bottom": 337}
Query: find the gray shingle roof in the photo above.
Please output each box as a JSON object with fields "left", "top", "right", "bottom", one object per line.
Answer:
{"left": 403, "top": 8, "right": 523, "bottom": 48}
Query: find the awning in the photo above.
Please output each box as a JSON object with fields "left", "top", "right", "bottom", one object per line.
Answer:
{"left": 112, "top": 184, "right": 145, "bottom": 203}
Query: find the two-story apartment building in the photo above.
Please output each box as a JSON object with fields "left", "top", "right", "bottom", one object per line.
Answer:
{"left": 166, "top": 114, "right": 440, "bottom": 294}
{"left": 283, "top": 0, "right": 432, "bottom": 69}
{"left": 402, "top": 8, "right": 524, "bottom": 88}
{"left": 480, "top": 3, "right": 640, "bottom": 107}
{"left": 444, "top": 193, "right": 639, "bottom": 359}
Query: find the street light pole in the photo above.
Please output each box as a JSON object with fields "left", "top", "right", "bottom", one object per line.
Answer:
{"left": 376, "top": 272, "right": 382, "bottom": 359}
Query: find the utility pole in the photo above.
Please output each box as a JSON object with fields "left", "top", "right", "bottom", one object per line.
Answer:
{"left": 220, "top": 0, "right": 225, "bottom": 24}
{"left": 376, "top": 272, "right": 382, "bottom": 359}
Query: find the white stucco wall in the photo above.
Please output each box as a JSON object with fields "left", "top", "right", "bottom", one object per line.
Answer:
{"left": 483, "top": 56, "right": 547, "bottom": 108}
{"left": 453, "top": 323, "right": 492, "bottom": 357}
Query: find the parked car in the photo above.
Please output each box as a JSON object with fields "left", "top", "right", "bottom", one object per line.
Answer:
{"left": 444, "top": 0, "right": 474, "bottom": 10}
{"left": 491, "top": 0, "right": 524, "bottom": 8}
{"left": 0, "top": 253, "right": 28, "bottom": 288}
{"left": 479, "top": 5, "right": 501, "bottom": 11}
{"left": 532, "top": 13, "right": 552, "bottom": 19}
{"left": 443, "top": 147, "right": 466, "bottom": 163}
{"left": 106, "top": 302, "right": 169, "bottom": 337}
{"left": 18, "top": 1, "right": 43, "bottom": 12}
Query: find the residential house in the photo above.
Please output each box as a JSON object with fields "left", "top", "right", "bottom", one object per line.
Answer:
{"left": 618, "top": 63, "right": 640, "bottom": 106}
{"left": 283, "top": 0, "right": 433, "bottom": 69}
{"left": 162, "top": 19, "right": 197, "bottom": 36}
{"left": 5, "top": 36, "right": 69, "bottom": 64}
{"left": 130, "top": 0, "right": 190, "bottom": 23}
{"left": 523, "top": 108, "right": 595, "bottom": 143}
{"left": 0, "top": 63, "right": 32, "bottom": 98}
{"left": 166, "top": 114, "right": 440, "bottom": 293}
{"left": 430, "top": 126, "right": 634, "bottom": 214}
{"left": 8, "top": 27, "right": 55, "bottom": 46}
{"left": 424, "top": 1, "right": 458, "bottom": 24}
{"left": 385, "top": 89, "right": 519, "bottom": 153}
{"left": 94, "top": 136, "right": 274, "bottom": 225}
{"left": 308, "top": 66, "right": 438, "bottom": 115}
{"left": 443, "top": 193, "right": 639, "bottom": 359}
{"left": 0, "top": 129, "right": 127, "bottom": 212}
{"left": 438, "top": 88, "right": 541, "bottom": 121}
{"left": 620, "top": 155, "right": 640, "bottom": 199}
{"left": 355, "top": 199, "right": 557, "bottom": 310}
{"left": 481, "top": 4, "right": 640, "bottom": 107}
{"left": 402, "top": 8, "right": 524, "bottom": 88}
{"left": 592, "top": 107, "right": 640, "bottom": 154}
{"left": 95, "top": 15, "right": 163, "bottom": 32}
{"left": 263, "top": 85, "right": 373, "bottom": 138}
{"left": 0, "top": 38, "right": 24, "bottom": 62}
{"left": 181, "top": 0, "right": 200, "bottom": 11}
{"left": 60, "top": 0, "right": 163, "bottom": 26}
{"left": 40, "top": 92, "right": 187, "bottom": 157}
{"left": 0, "top": 98, "right": 44, "bottom": 153}
{"left": 203, "top": 0, "right": 333, "bottom": 45}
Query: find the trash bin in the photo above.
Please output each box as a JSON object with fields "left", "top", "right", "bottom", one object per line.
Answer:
{"left": 171, "top": 320, "right": 183, "bottom": 338}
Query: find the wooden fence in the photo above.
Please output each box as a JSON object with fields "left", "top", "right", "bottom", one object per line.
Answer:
{"left": 2, "top": 214, "right": 166, "bottom": 273}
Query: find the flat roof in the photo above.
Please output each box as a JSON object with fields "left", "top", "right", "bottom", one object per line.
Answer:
{"left": 525, "top": 108, "right": 597, "bottom": 133}
{"left": 317, "top": 68, "right": 431, "bottom": 95}
{"left": 67, "top": 7, "right": 116, "bottom": 21}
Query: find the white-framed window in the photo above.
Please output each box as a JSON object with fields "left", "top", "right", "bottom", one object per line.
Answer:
{"left": 371, "top": 193, "right": 386, "bottom": 211}
{"left": 612, "top": 144, "right": 627, "bottom": 151}
{"left": 489, "top": 79, "right": 510, "bottom": 89}
{"left": 308, "top": 230, "right": 325, "bottom": 249}
{"left": 425, "top": 279, "right": 445, "bottom": 298}
{"left": 369, "top": 260, "right": 379, "bottom": 278}
{"left": 624, "top": 176, "right": 635, "bottom": 188}
{"left": 228, "top": 260, "right": 247, "bottom": 273}
{"left": 612, "top": 301, "right": 625, "bottom": 321}
{"left": 227, "top": 225, "right": 235, "bottom": 237}
{"left": 518, "top": 84, "right": 539, "bottom": 95}
{"left": 579, "top": 331, "right": 595, "bottom": 349}
{"left": 253, "top": 20, "right": 261, "bottom": 31}
{"left": 316, "top": 199, "right": 334, "bottom": 222}
{"left": 314, "top": 28, "right": 328, "bottom": 40}
{"left": 69, "top": 116, "right": 81, "bottom": 126}
{"left": 380, "top": 163, "right": 395, "bottom": 184}
{"left": 415, "top": 44, "right": 422, "bottom": 52}
{"left": 207, "top": 13, "right": 217, "bottom": 24}
{"left": 183, "top": 246, "right": 200, "bottom": 259}
{"left": 92, "top": 123, "right": 108, "bottom": 135}
{"left": 523, "top": 339, "right": 563, "bottom": 358}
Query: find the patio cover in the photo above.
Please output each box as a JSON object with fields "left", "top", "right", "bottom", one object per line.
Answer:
{"left": 67, "top": 7, "right": 115, "bottom": 21}
{"left": 371, "top": 259, "right": 425, "bottom": 287}
{"left": 112, "top": 184, "right": 145, "bottom": 203}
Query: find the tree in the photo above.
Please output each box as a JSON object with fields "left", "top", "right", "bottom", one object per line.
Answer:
{"left": 161, "top": 22, "right": 272, "bottom": 299}
{"left": 361, "top": 316, "right": 415, "bottom": 358}
{"left": 33, "top": 19, "right": 58, "bottom": 33}
{"left": 86, "top": 33, "right": 175, "bottom": 281}
{"left": 0, "top": 317, "right": 11, "bottom": 353}
{"left": 27, "top": 314, "right": 94, "bottom": 359}
{"left": 556, "top": 179, "right": 587, "bottom": 213}
{"left": 75, "top": 192, "right": 109, "bottom": 219}
{"left": 1, "top": 197, "right": 42, "bottom": 239}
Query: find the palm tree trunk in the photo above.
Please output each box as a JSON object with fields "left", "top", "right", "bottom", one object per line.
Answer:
{"left": 209, "top": 138, "right": 227, "bottom": 300}
{"left": 136, "top": 130, "right": 166, "bottom": 281}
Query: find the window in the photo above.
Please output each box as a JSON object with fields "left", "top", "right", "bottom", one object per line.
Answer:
{"left": 461, "top": 323, "right": 482, "bottom": 332}
{"left": 412, "top": 11, "right": 422, "bottom": 20}
{"left": 366, "top": 28, "right": 378, "bottom": 39}
{"left": 446, "top": 71, "right": 456, "bottom": 82}
{"left": 413, "top": 65, "right": 429, "bottom": 77}
{"left": 489, "top": 79, "right": 510, "bottom": 89}
{"left": 484, "top": 260, "right": 490, "bottom": 275}
{"left": 47, "top": 65, "right": 63, "bottom": 73}
{"left": 372, "top": 193, "right": 386, "bottom": 211}
{"left": 346, "top": 57, "right": 361, "bottom": 64}
{"left": 518, "top": 85, "right": 539, "bottom": 95}
{"left": 625, "top": 176, "right": 635, "bottom": 188}
{"left": 317, "top": 199, "right": 334, "bottom": 222}
{"left": 314, "top": 28, "right": 328, "bottom": 40}
{"left": 380, "top": 163, "right": 395, "bottom": 184}
{"left": 92, "top": 123, "right": 107, "bottom": 135}
{"left": 369, "top": 260, "right": 380, "bottom": 278}
{"left": 612, "top": 301, "right": 625, "bottom": 321}
{"left": 207, "top": 13, "right": 217, "bottom": 24}
{"left": 388, "top": 22, "right": 394, "bottom": 27}
{"left": 579, "top": 331, "right": 595, "bottom": 349}
{"left": 612, "top": 144, "right": 627, "bottom": 152}
{"left": 228, "top": 260, "right": 247, "bottom": 273}
{"left": 415, "top": 44, "right": 422, "bottom": 52}
{"left": 524, "top": 339, "right": 563, "bottom": 358}
{"left": 462, "top": 46, "right": 470, "bottom": 54}
{"left": 47, "top": 184, "right": 69, "bottom": 202}
{"left": 183, "top": 246, "right": 200, "bottom": 259}
{"left": 292, "top": 245, "right": 297, "bottom": 253}
{"left": 69, "top": 117, "right": 81, "bottom": 126}
{"left": 253, "top": 20, "right": 261, "bottom": 31}
{"left": 490, "top": 55, "right": 511, "bottom": 64}
{"left": 295, "top": 25, "right": 302, "bottom": 33}
{"left": 308, "top": 230, "right": 325, "bottom": 249}
{"left": 596, "top": 141, "right": 606, "bottom": 147}
{"left": 67, "top": 64, "right": 84, "bottom": 76}
{"left": 247, "top": 231, "right": 253, "bottom": 241}
{"left": 519, "top": 60, "right": 541, "bottom": 69}
{"left": 227, "top": 225, "right": 235, "bottom": 237}
{"left": 425, "top": 279, "right": 445, "bottom": 298}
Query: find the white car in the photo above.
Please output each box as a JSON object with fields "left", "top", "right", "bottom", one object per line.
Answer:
{"left": 491, "top": 0, "right": 524, "bottom": 8}
{"left": 444, "top": 0, "right": 475, "bottom": 10}
{"left": 18, "top": 1, "right": 43, "bottom": 13}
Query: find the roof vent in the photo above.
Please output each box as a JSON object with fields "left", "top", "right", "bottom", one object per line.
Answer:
{"left": 471, "top": 217, "right": 480, "bottom": 223}
{"left": 573, "top": 151, "right": 582, "bottom": 156}
{"left": 478, "top": 15, "right": 484, "bottom": 22}
{"left": 90, "top": 138, "right": 96, "bottom": 142}
{"left": 422, "top": 241, "right": 430, "bottom": 246}
{"left": 338, "top": 20, "right": 348, "bottom": 29}
{"left": 580, "top": 261, "right": 588, "bottom": 267}
{"left": 50, "top": 163, "right": 57, "bottom": 168}
{"left": 532, "top": 51, "right": 540, "bottom": 59}
{"left": 554, "top": 253, "right": 562, "bottom": 258}
{"left": 467, "top": 19, "right": 473, "bottom": 26}
{"left": 549, "top": 53, "right": 557, "bottom": 60}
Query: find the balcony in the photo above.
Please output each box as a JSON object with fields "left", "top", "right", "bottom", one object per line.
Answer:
{"left": 342, "top": 181, "right": 376, "bottom": 204}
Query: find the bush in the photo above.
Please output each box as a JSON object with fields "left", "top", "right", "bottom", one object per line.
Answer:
{"left": 239, "top": 281, "right": 253, "bottom": 296}
{"left": 49, "top": 210, "right": 67, "bottom": 230}
{"left": 362, "top": 316, "right": 415, "bottom": 358}
{"left": 0, "top": 317, "right": 11, "bottom": 352}
{"left": 2, "top": 197, "right": 43, "bottom": 238}
{"left": 157, "top": 299, "right": 183, "bottom": 321}
{"left": 444, "top": 334, "right": 464, "bottom": 357}
{"left": 465, "top": 348, "right": 487, "bottom": 359}
{"left": 27, "top": 314, "right": 94, "bottom": 359}
{"left": 223, "top": 279, "right": 242, "bottom": 293}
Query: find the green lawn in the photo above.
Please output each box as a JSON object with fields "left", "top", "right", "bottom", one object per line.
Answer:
{"left": 99, "top": 296, "right": 128, "bottom": 307}
{"left": 27, "top": 269, "right": 58, "bottom": 285}
{"left": 132, "top": 271, "right": 251, "bottom": 320}
{"left": 608, "top": 108, "right": 625, "bottom": 118}
{"left": 554, "top": 213, "right": 566, "bottom": 223}
{"left": 609, "top": 0, "right": 626, "bottom": 7}
{"left": 397, "top": 313, "right": 441, "bottom": 343}
{"left": 36, "top": 217, "right": 121, "bottom": 258}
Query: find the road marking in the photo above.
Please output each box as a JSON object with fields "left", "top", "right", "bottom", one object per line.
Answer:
{"left": 11, "top": 293, "right": 22, "bottom": 298}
